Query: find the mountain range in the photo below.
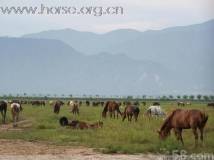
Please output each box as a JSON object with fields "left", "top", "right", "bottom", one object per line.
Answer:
{"left": 0, "top": 20, "right": 213, "bottom": 96}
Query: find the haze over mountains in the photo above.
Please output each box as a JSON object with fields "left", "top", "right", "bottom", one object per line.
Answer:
{"left": 0, "top": 20, "right": 213, "bottom": 96}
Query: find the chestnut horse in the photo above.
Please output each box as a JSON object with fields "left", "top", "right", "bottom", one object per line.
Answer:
{"left": 102, "top": 101, "right": 122, "bottom": 119}
{"left": 122, "top": 105, "right": 140, "bottom": 122}
{"left": 158, "top": 109, "right": 208, "bottom": 147}
{"left": 0, "top": 101, "right": 7, "bottom": 124}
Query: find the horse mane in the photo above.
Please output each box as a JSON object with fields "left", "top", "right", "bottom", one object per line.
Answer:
{"left": 160, "top": 109, "right": 178, "bottom": 131}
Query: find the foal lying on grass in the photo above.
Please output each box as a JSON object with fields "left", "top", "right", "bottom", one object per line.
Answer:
{"left": 59, "top": 116, "right": 103, "bottom": 129}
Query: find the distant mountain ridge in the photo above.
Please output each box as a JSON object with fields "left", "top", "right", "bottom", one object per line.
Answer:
{"left": 0, "top": 20, "right": 213, "bottom": 95}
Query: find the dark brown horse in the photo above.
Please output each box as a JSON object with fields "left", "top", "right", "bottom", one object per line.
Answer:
{"left": 207, "top": 102, "right": 214, "bottom": 107}
{"left": 53, "top": 101, "right": 64, "bottom": 114}
{"left": 69, "top": 101, "right": 79, "bottom": 115}
{"left": 0, "top": 101, "right": 7, "bottom": 124}
{"left": 177, "top": 101, "right": 185, "bottom": 106}
{"left": 158, "top": 109, "right": 208, "bottom": 147}
{"left": 122, "top": 105, "right": 140, "bottom": 122}
{"left": 102, "top": 101, "right": 122, "bottom": 119}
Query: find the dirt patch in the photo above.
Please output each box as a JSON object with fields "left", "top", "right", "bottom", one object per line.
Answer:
{"left": 0, "top": 139, "right": 162, "bottom": 160}
{"left": 0, "top": 120, "right": 32, "bottom": 132}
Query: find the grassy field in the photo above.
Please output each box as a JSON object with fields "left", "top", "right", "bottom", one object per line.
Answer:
{"left": 0, "top": 101, "right": 213, "bottom": 154}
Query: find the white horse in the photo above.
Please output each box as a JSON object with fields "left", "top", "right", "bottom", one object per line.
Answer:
{"left": 10, "top": 103, "right": 22, "bottom": 127}
{"left": 145, "top": 105, "right": 166, "bottom": 117}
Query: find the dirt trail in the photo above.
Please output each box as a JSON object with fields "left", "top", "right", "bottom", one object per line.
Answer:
{"left": 0, "top": 139, "right": 163, "bottom": 160}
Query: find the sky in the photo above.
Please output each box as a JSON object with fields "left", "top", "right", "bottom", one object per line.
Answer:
{"left": 0, "top": 0, "right": 214, "bottom": 36}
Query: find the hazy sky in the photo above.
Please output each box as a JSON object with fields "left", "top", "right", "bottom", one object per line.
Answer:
{"left": 0, "top": 0, "right": 214, "bottom": 36}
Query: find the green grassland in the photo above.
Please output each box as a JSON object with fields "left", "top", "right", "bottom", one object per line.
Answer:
{"left": 0, "top": 101, "right": 213, "bottom": 154}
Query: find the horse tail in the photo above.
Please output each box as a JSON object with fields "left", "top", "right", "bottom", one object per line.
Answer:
{"left": 201, "top": 112, "right": 208, "bottom": 127}
{"left": 135, "top": 107, "right": 140, "bottom": 114}
{"left": 116, "top": 103, "right": 122, "bottom": 116}
{"left": 59, "top": 116, "right": 69, "bottom": 126}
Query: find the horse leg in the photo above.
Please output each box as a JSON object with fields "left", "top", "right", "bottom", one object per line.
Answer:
{"left": 113, "top": 111, "right": 116, "bottom": 119}
{"left": 1, "top": 111, "right": 3, "bottom": 123}
{"left": 199, "top": 127, "right": 204, "bottom": 146}
{"left": 179, "top": 129, "right": 184, "bottom": 146}
{"left": 130, "top": 115, "right": 133, "bottom": 122}
{"left": 174, "top": 129, "right": 180, "bottom": 140}
{"left": 134, "top": 114, "right": 138, "bottom": 122}
{"left": 3, "top": 110, "right": 6, "bottom": 123}
{"left": 174, "top": 128, "right": 184, "bottom": 145}
{"left": 122, "top": 114, "right": 126, "bottom": 121}
{"left": 192, "top": 128, "right": 199, "bottom": 147}
{"left": 13, "top": 114, "right": 16, "bottom": 127}
{"left": 128, "top": 115, "right": 131, "bottom": 122}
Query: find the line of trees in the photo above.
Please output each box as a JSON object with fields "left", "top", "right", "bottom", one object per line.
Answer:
{"left": 0, "top": 93, "right": 214, "bottom": 101}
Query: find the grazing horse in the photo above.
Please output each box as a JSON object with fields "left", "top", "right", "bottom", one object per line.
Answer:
{"left": 0, "top": 101, "right": 7, "bottom": 124}
{"left": 157, "top": 109, "right": 208, "bottom": 147}
{"left": 102, "top": 101, "right": 122, "bottom": 119}
{"left": 69, "top": 101, "right": 79, "bottom": 115}
{"left": 141, "top": 102, "right": 146, "bottom": 106}
{"left": 207, "top": 103, "right": 214, "bottom": 107}
{"left": 10, "top": 103, "right": 23, "bottom": 127}
{"left": 177, "top": 101, "right": 185, "bottom": 106}
{"left": 53, "top": 101, "right": 64, "bottom": 114}
{"left": 32, "top": 100, "right": 45, "bottom": 106}
{"left": 153, "top": 102, "right": 160, "bottom": 106}
{"left": 122, "top": 105, "right": 140, "bottom": 122}
{"left": 146, "top": 105, "right": 165, "bottom": 117}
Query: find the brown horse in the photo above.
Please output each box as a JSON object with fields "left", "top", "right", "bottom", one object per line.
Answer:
{"left": 53, "top": 101, "right": 64, "bottom": 114}
{"left": 69, "top": 101, "right": 79, "bottom": 115}
{"left": 59, "top": 117, "right": 103, "bottom": 129}
{"left": 122, "top": 105, "right": 140, "bottom": 122}
{"left": 11, "top": 103, "right": 23, "bottom": 127}
{"left": 0, "top": 101, "right": 7, "bottom": 124}
{"left": 158, "top": 109, "right": 208, "bottom": 147}
{"left": 102, "top": 101, "right": 122, "bottom": 119}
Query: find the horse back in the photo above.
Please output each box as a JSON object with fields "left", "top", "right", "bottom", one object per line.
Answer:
{"left": 171, "top": 109, "right": 208, "bottom": 129}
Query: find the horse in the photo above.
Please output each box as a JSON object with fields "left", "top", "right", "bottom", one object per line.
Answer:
{"left": 207, "top": 103, "right": 214, "bottom": 107}
{"left": 153, "top": 102, "right": 160, "bottom": 106}
{"left": 53, "top": 101, "right": 64, "bottom": 114}
{"left": 32, "top": 100, "right": 45, "bottom": 106}
{"left": 0, "top": 101, "right": 7, "bottom": 124}
{"left": 10, "top": 103, "right": 23, "bottom": 127}
{"left": 157, "top": 109, "right": 208, "bottom": 147}
{"left": 177, "top": 101, "right": 185, "bottom": 106}
{"left": 141, "top": 101, "right": 146, "bottom": 106}
{"left": 145, "top": 105, "right": 165, "bottom": 118}
{"left": 122, "top": 105, "right": 140, "bottom": 122}
{"left": 59, "top": 117, "right": 103, "bottom": 129}
{"left": 68, "top": 101, "right": 79, "bottom": 115}
{"left": 102, "top": 101, "right": 122, "bottom": 119}
{"left": 86, "top": 101, "right": 90, "bottom": 106}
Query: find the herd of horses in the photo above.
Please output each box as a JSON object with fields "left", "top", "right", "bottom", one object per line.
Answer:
{"left": 0, "top": 99, "right": 211, "bottom": 147}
